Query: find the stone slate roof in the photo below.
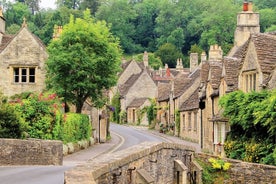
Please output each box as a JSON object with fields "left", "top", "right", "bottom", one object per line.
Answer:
{"left": 119, "top": 73, "right": 141, "bottom": 96}
{"left": 179, "top": 88, "right": 199, "bottom": 111}
{"left": 251, "top": 33, "right": 276, "bottom": 82}
{"left": 121, "top": 60, "right": 131, "bottom": 71}
{"left": 223, "top": 57, "right": 240, "bottom": 92}
{"left": 157, "top": 82, "right": 171, "bottom": 102}
{"left": 174, "top": 69, "right": 200, "bottom": 99}
{"left": 209, "top": 60, "right": 223, "bottom": 90}
{"left": 0, "top": 35, "right": 13, "bottom": 52}
{"left": 200, "top": 61, "right": 210, "bottom": 85}
{"left": 128, "top": 98, "right": 148, "bottom": 108}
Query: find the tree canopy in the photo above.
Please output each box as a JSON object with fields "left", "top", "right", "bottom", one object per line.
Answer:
{"left": 46, "top": 10, "right": 122, "bottom": 113}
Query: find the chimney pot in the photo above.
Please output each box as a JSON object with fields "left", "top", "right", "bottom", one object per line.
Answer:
{"left": 243, "top": 2, "right": 248, "bottom": 11}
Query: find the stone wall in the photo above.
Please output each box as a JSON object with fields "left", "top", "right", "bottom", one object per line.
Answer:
{"left": 65, "top": 142, "right": 201, "bottom": 184}
{"left": 196, "top": 153, "right": 276, "bottom": 184}
{"left": 0, "top": 138, "right": 63, "bottom": 165}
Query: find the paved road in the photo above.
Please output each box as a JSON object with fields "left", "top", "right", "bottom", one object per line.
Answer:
{"left": 1, "top": 123, "right": 193, "bottom": 184}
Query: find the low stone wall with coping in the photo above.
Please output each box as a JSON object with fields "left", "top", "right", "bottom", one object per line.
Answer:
{"left": 0, "top": 138, "right": 63, "bottom": 165}
{"left": 196, "top": 153, "right": 276, "bottom": 184}
{"left": 65, "top": 142, "right": 200, "bottom": 184}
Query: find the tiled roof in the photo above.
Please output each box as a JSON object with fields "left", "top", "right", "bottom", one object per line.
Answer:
{"left": 119, "top": 73, "right": 141, "bottom": 96}
{"left": 0, "top": 35, "right": 13, "bottom": 52}
{"left": 209, "top": 60, "right": 223, "bottom": 90}
{"left": 179, "top": 88, "right": 199, "bottom": 111}
{"left": 128, "top": 98, "right": 148, "bottom": 108}
{"left": 174, "top": 69, "right": 200, "bottom": 98}
{"left": 200, "top": 61, "right": 209, "bottom": 85}
{"left": 157, "top": 82, "right": 171, "bottom": 102}
{"left": 251, "top": 33, "right": 276, "bottom": 75}
{"left": 223, "top": 57, "right": 240, "bottom": 92}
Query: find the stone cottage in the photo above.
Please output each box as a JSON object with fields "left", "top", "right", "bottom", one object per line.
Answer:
{"left": 0, "top": 13, "right": 47, "bottom": 97}
{"left": 116, "top": 52, "right": 157, "bottom": 125}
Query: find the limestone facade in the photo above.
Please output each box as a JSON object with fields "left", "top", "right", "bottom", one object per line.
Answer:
{"left": 0, "top": 16, "right": 47, "bottom": 97}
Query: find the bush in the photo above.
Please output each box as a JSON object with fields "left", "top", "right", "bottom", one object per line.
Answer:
{"left": 13, "top": 92, "right": 64, "bottom": 140}
{"left": 63, "top": 113, "right": 92, "bottom": 143}
{"left": 0, "top": 103, "right": 24, "bottom": 138}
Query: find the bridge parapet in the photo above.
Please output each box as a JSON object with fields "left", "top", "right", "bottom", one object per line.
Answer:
{"left": 65, "top": 142, "right": 202, "bottom": 184}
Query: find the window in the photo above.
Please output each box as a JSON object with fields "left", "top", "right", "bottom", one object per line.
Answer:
{"left": 13, "top": 67, "right": 36, "bottom": 83}
{"left": 244, "top": 72, "right": 257, "bottom": 92}
{"left": 194, "top": 111, "right": 197, "bottom": 132}
{"left": 188, "top": 112, "right": 192, "bottom": 131}
{"left": 182, "top": 114, "right": 185, "bottom": 131}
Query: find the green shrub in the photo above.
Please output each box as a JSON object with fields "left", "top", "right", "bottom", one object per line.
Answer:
{"left": 13, "top": 92, "right": 64, "bottom": 140}
{"left": 62, "top": 113, "right": 92, "bottom": 143}
{"left": 0, "top": 103, "right": 24, "bottom": 138}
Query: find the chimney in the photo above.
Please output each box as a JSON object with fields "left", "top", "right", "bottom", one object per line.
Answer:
{"left": 209, "top": 45, "right": 223, "bottom": 60}
{"left": 143, "top": 51, "right": 148, "bottom": 68}
{"left": 190, "top": 53, "right": 198, "bottom": 72}
{"left": 0, "top": 7, "right": 5, "bottom": 44}
{"left": 234, "top": 1, "right": 259, "bottom": 47}
{"left": 201, "top": 52, "right": 207, "bottom": 62}
{"left": 176, "top": 58, "right": 183, "bottom": 70}
{"left": 53, "top": 26, "right": 63, "bottom": 40}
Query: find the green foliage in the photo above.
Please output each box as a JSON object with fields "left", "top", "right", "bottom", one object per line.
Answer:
{"left": 155, "top": 43, "right": 183, "bottom": 68}
{"left": 146, "top": 98, "right": 157, "bottom": 126}
{"left": 174, "top": 109, "right": 180, "bottom": 136}
{"left": 13, "top": 92, "right": 64, "bottom": 140}
{"left": 220, "top": 90, "right": 276, "bottom": 165}
{"left": 0, "top": 92, "right": 24, "bottom": 138}
{"left": 111, "top": 92, "right": 121, "bottom": 124}
{"left": 62, "top": 113, "right": 92, "bottom": 143}
{"left": 46, "top": 9, "right": 122, "bottom": 113}
{"left": 119, "top": 110, "right": 127, "bottom": 124}
{"left": 208, "top": 157, "right": 231, "bottom": 171}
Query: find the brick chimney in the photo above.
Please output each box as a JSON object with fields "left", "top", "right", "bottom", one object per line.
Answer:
{"left": 209, "top": 44, "right": 223, "bottom": 60}
{"left": 0, "top": 7, "right": 5, "bottom": 44}
{"left": 190, "top": 53, "right": 198, "bottom": 72}
{"left": 234, "top": 1, "right": 260, "bottom": 47}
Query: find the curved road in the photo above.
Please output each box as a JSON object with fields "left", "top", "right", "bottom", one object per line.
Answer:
{"left": 0, "top": 123, "right": 172, "bottom": 184}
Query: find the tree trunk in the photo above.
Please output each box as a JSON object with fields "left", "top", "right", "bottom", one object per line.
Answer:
{"left": 76, "top": 100, "right": 84, "bottom": 113}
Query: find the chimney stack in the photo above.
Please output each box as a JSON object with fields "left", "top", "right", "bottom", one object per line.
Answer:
{"left": 234, "top": 1, "right": 259, "bottom": 47}
{"left": 209, "top": 45, "right": 223, "bottom": 61}
{"left": 190, "top": 53, "right": 198, "bottom": 72}
{"left": 143, "top": 51, "right": 148, "bottom": 68}
{"left": 201, "top": 52, "right": 207, "bottom": 62}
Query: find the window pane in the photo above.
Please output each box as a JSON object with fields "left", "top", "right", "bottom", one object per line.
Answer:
{"left": 22, "top": 68, "right": 27, "bottom": 75}
{"left": 29, "top": 68, "right": 35, "bottom": 83}
{"left": 22, "top": 76, "right": 27, "bottom": 82}
{"left": 14, "top": 68, "right": 19, "bottom": 83}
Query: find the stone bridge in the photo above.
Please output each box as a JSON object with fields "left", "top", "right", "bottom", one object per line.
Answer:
{"left": 65, "top": 142, "right": 202, "bottom": 184}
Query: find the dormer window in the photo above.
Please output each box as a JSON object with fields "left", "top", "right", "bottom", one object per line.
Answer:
{"left": 244, "top": 72, "right": 256, "bottom": 92}
{"left": 13, "top": 67, "right": 36, "bottom": 83}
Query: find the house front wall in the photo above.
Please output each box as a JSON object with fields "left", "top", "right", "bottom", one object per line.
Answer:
{"left": 125, "top": 72, "right": 156, "bottom": 109}
{"left": 157, "top": 101, "right": 169, "bottom": 125}
{"left": 179, "top": 109, "right": 200, "bottom": 143}
{"left": 0, "top": 28, "right": 47, "bottom": 97}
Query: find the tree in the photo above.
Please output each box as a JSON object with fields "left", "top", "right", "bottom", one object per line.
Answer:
{"left": 96, "top": 0, "right": 140, "bottom": 53}
{"left": 155, "top": 43, "right": 183, "bottom": 68}
{"left": 46, "top": 10, "right": 122, "bottom": 113}
{"left": 56, "top": 0, "right": 81, "bottom": 9}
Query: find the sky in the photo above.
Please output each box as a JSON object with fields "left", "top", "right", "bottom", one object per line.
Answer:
{"left": 40, "top": 0, "right": 56, "bottom": 9}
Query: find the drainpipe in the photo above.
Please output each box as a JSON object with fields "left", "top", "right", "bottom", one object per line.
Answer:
{"left": 199, "top": 99, "right": 205, "bottom": 149}
{"left": 211, "top": 96, "right": 215, "bottom": 152}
